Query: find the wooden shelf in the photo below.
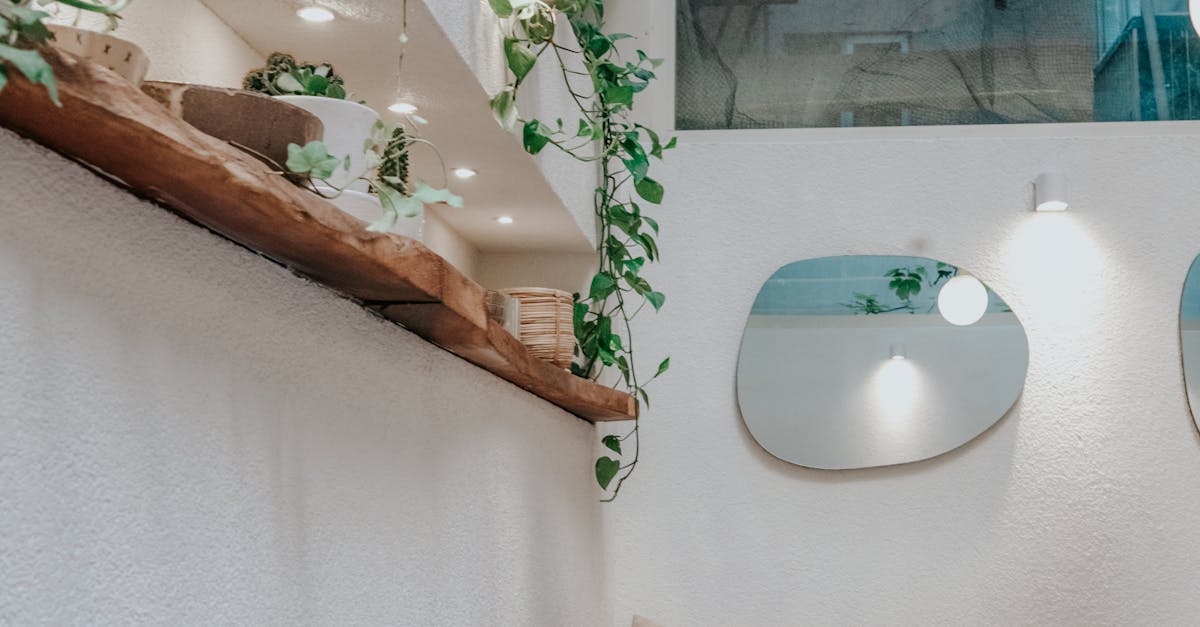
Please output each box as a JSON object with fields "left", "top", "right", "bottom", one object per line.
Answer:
{"left": 0, "top": 48, "right": 636, "bottom": 423}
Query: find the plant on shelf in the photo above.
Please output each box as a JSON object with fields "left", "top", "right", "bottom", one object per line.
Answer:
{"left": 486, "top": 0, "right": 674, "bottom": 501}
{"left": 242, "top": 52, "right": 347, "bottom": 100}
{"left": 0, "top": 0, "right": 129, "bottom": 105}
{"left": 284, "top": 119, "right": 462, "bottom": 232}
{"left": 244, "top": 49, "right": 460, "bottom": 233}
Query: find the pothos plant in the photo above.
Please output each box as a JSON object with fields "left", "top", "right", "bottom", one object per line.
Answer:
{"left": 0, "top": 0, "right": 129, "bottom": 106}
{"left": 243, "top": 52, "right": 461, "bottom": 230}
{"left": 487, "top": 0, "right": 674, "bottom": 501}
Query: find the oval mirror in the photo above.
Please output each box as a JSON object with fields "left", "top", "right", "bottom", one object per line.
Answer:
{"left": 737, "top": 256, "right": 1029, "bottom": 470}
{"left": 1182, "top": 257, "right": 1200, "bottom": 421}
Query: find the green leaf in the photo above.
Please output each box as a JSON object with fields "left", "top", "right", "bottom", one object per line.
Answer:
{"left": 490, "top": 87, "right": 518, "bottom": 130}
{"left": 589, "top": 272, "right": 617, "bottom": 300}
{"left": 602, "top": 84, "right": 634, "bottom": 107}
{"left": 0, "top": 43, "right": 58, "bottom": 106}
{"left": 285, "top": 141, "right": 342, "bottom": 180}
{"left": 635, "top": 177, "right": 664, "bottom": 204}
{"left": 275, "top": 72, "right": 304, "bottom": 94}
{"left": 0, "top": 66, "right": 7, "bottom": 94}
{"left": 576, "top": 119, "right": 592, "bottom": 137}
{"left": 523, "top": 120, "right": 552, "bottom": 155}
{"left": 654, "top": 357, "right": 670, "bottom": 378}
{"left": 488, "top": 0, "right": 513, "bottom": 17}
{"left": 325, "top": 82, "right": 346, "bottom": 99}
{"left": 304, "top": 73, "right": 329, "bottom": 95}
{"left": 595, "top": 456, "right": 620, "bottom": 489}
{"left": 602, "top": 435, "right": 622, "bottom": 455}
{"left": 647, "top": 291, "right": 666, "bottom": 312}
{"left": 643, "top": 216, "right": 660, "bottom": 235}
{"left": 504, "top": 38, "right": 537, "bottom": 81}
{"left": 411, "top": 180, "right": 463, "bottom": 208}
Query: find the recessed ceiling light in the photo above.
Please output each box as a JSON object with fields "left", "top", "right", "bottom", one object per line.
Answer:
{"left": 297, "top": 6, "right": 335, "bottom": 22}
{"left": 496, "top": 216, "right": 514, "bottom": 225}
{"left": 388, "top": 102, "right": 418, "bottom": 114}
{"left": 453, "top": 168, "right": 477, "bottom": 179}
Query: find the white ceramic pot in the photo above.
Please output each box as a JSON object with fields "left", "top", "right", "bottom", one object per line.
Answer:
{"left": 49, "top": 24, "right": 149, "bottom": 86}
{"left": 318, "top": 186, "right": 424, "bottom": 241}
{"left": 277, "top": 96, "right": 378, "bottom": 192}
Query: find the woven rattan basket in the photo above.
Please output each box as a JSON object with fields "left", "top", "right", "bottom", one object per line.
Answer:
{"left": 500, "top": 287, "right": 575, "bottom": 369}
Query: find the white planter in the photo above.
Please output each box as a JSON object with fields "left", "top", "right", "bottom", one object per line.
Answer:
{"left": 49, "top": 24, "right": 149, "bottom": 86}
{"left": 318, "top": 186, "right": 424, "bottom": 241}
{"left": 277, "top": 96, "right": 378, "bottom": 192}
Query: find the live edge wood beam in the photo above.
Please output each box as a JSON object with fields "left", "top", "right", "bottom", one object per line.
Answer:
{"left": 0, "top": 48, "right": 637, "bottom": 423}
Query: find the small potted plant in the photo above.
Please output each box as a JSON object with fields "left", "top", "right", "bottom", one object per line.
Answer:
{"left": 0, "top": 0, "right": 144, "bottom": 104}
{"left": 43, "top": 0, "right": 148, "bottom": 85}
{"left": 244, "top": 52, "right": 377, "bottom": 191}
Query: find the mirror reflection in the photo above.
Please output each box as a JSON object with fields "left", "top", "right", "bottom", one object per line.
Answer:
{"left": 1181, "top": 257, "right": 1200, "bottom": 420}
{"left": 736, "top": 256, "right": 1029, "bottom": 470}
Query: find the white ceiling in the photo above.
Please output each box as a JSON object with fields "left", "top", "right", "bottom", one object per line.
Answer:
{"left": 201, "top": 0, "right": 593, "bottom": 254}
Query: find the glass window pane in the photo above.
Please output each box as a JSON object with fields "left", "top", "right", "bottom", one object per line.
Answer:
{"left": 676, "top": 0, "right": 1200, "bottom": 129}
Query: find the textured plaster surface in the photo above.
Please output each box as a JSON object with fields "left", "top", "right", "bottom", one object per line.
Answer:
{"left": 0, "top": 131, "right": 613, "bottom": 626}
{"left": 607, "top": 128, "right": 1200, "bottom": 625}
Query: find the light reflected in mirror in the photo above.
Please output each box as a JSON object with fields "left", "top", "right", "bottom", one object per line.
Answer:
{"left": 736, "top": 256, "right": 1029, "bottom": 470}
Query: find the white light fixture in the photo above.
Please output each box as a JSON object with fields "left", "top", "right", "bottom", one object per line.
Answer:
{"left": 453, "top": 168, "right": 477, "bottom": 179}
{"left": 297, "top": 5, "right": 335, "bottom": 22}
{"left": 938, "top": 275, "right": 989, "bottom": 326}
{"left": 889, "top": 343, "right": 907, "bottom": 361}
{"left": 388, "top": 102, "right": 418, "bottom": 115}
{"left": 496, "top": 216, "right": 514, "bottom": 225}
{"left": 1035, "top": 172, "right": 1069, "bottom": 212}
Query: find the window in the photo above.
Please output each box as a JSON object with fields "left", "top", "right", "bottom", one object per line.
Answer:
{"left": 676, "top": 0, "right": 1200, "bottom": 129}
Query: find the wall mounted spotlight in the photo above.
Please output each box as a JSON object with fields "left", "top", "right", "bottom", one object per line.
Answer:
{"left": 1035, "top": 172, "right": 1069, "bottom": 212}
{"left": 890, "top": 343, "right": 907, "bottom": 361}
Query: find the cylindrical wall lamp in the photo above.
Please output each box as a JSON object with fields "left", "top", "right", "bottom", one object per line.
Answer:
{"left": 1035, "top": 172, "right": 1069, "bottom": 212}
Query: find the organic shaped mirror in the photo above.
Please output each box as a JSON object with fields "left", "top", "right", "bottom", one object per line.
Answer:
{"left": 737, "top": 256, "right": 1029, "bottom": 470}
{"left": 1182, "top": 257, "right": 1200, "bottom": 422}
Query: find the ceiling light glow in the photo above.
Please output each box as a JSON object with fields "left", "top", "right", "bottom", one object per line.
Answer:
{"left": 388, "top": 102, "right": 418, "bottom": 115}
{"left": 297, "top": 6, "right": 335, "bottom": 22}
{"left": 453, "top": 168, "right": 478, "bottom": 179}
{"left": 496, "top": 216, "right": 514, "bottom": 225}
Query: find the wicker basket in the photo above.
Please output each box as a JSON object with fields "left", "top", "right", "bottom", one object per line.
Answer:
{"left": 500, "top": 287, "right": 575, "bottom": 369}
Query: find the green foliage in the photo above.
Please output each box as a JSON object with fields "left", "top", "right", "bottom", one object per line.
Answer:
{"left": 488, "top": 0, "right": 674, "bottom": 501}
{"left": 243, "top": 52, "right": 348, "bottom": 99}
{"left": 0, "top": 0, "right": 131, "bottom": 106}
{"left": 843, "top": 263, "right": 959, "bottom": 315}
{"left": 285, "top": 120, "right": 462, "bottom": 233}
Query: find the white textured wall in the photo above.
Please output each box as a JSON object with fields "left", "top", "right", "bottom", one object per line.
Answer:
{"left": 0, "top": 130, "right": 612, "bottom": 626}
{"left": 609, "top": 125, "right": 1200, "bottom": 625}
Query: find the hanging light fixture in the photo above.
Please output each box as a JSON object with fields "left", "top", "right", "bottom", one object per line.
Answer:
{"left": 938, "top": 275, "right": 989, "bottom": 326}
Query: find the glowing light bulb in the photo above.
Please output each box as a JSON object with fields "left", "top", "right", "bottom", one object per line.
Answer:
{"left": 453, "top": 168, "right": 477, "bottom": 179}
{"left": 297, "top": 6, "right": 335, "bottom": 22}
{"left": 938, "top": 275, "right": 988, "bottom": 326}
{"left": 388, "top": 102, "right": 418, "bottom": 114}
{"left": 496, "top": 216, "right": 514, "bottom": 225}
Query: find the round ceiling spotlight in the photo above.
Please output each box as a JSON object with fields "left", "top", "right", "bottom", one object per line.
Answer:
{"left": 388, "top": 102, "right": 418, "bottom": 115}
{"left": 297, "top": 6, "right": 335, "bottom": 22}
{"left": 495, "top": 216, "right": 514, "bottom": 225}
{"left": 937, "top": 275, "right": 989, "bottom": 326}
{"left": 453, "top": 168, "right": 478, "bottom": 180}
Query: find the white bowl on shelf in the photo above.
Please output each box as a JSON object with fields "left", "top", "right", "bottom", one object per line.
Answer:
{"left": 277, "top": 96, "right": 378, "bottom": 192}
{"left": 49, "top": 24, "right": 150, "bottom": 86}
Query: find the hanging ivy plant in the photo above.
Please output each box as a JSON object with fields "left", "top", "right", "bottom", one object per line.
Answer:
{"left": 487, "top": 0, "right": 674, "bottom": 501}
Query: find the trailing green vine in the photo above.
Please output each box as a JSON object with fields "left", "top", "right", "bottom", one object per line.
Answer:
{"left": 487, "top": 0, "right": 673, "bottom": 501}
{"left": 0, "top": 0, "right": 129, "bottom": 105}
